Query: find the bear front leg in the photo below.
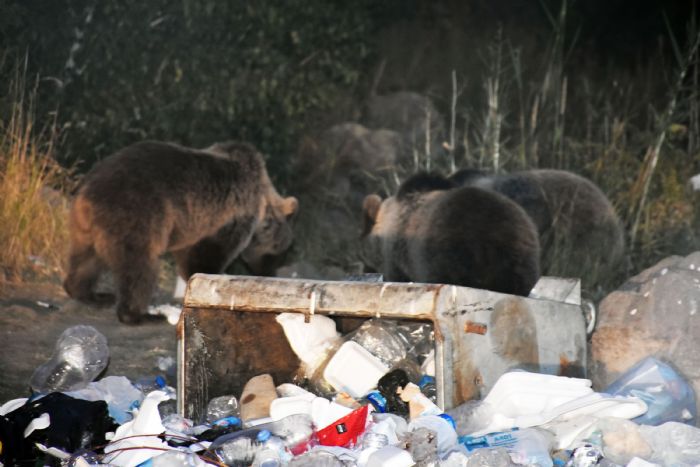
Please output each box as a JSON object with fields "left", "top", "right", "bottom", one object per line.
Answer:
{"left": 64, "top": 243, "right": 115, "bottom": 306}
{"left": 112, "top": 252, "right": 160, "bottom": 325}
{"left": 172, "top": 238, "right": 234, "bottom": 280}
{"left": 173, "top": 219, "right": 254, "bottom": 279}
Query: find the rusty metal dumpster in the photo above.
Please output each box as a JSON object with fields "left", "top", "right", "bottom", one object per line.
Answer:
{"left": 177, "top": 274, "right": 586, "bottom": 422}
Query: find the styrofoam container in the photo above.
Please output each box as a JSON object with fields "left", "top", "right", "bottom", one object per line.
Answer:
{"left": 310, "top": 397, "right": 353, "bottom": 430}
{"left": 323, "top": 341, "right": 390, "bottom": 399}
{"left": 269, "top": 396, "right": 313, "bottom": 421}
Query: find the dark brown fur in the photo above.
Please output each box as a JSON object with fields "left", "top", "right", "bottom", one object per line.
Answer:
{"left": 64, "top": 141, "right": 298, "bottom": 324}
{"left": 448, "top": 168, "right": 625, "bottom": 290}
{"left": 362, "top": 173, "right": 541, "bottom": 296}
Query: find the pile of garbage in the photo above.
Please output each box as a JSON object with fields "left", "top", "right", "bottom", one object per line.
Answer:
{"left": 1, "top": 317, "right": 699, "bottom": 466}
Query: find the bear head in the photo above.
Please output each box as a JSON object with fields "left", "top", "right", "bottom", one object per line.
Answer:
{"left": 241, "top": 187, "right": 299, "bottom": 275}
{"left": 360, "top": 172, "right": 458, "bottom": 276}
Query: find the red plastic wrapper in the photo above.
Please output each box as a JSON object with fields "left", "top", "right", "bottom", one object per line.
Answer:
{"left": 316, "top": 405, "right": 370, "bottom": 447}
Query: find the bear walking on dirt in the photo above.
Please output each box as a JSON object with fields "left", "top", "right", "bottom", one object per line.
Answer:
{"left": 361, "top": 173, "right": 541, "bottom": 296}
{"left": 448, "top": 168, "right": 625, "bottom": 292}
{"left": 64, "top": 141, "right": 298, "bottom": 324}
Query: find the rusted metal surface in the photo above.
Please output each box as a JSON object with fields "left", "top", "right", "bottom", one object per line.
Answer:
{"left": 464, "top": 321, "right": 488, "bottom": 335}
{"left": 178, "top": 274, "right": 586, "bottom": 419}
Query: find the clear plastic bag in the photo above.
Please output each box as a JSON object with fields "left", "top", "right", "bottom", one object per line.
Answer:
{"left": 604, "top": 356, "right": 697, "bottom": 426}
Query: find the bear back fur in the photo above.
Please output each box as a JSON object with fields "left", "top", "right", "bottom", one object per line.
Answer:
{"left": 449, "top": 168, "right": 625, "bottom": 291}
{"left": 363, "top": 173, "right": 541, "bottom": 296}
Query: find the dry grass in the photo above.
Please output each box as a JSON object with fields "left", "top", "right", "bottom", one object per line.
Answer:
{"left": 0, "top": 80, "right": 70, "bottom": 284}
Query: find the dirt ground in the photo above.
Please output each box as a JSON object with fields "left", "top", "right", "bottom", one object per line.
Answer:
{"left": 0, "top": 280, "right": 179, "bottom": 404}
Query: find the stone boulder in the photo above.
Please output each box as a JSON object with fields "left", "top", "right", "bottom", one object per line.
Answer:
{"left": 590, "top": 252, "right": 700, "bottom": 417}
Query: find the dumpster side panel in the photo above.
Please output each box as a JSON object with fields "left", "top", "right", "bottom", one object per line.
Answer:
{"left": 180, "top": 308, "right": 299, "bottom": 422}
{"left": 440, "top": 287, "right": 587, "bottom": 407}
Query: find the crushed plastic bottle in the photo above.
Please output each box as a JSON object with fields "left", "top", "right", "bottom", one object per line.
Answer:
{"left": 351, "top": 319, "right": 408, "bottom": 367}
{"left": 29, "top": 325, "right": 109, "bottom": 394}
{"left": 209, "top": 413, "right": 315, "bottom": 462}
{"left": 210, "top": 429, "right": 266, "bottom": 466}
{"left": 206, "top": 394, "right": 241, "bottom": 423}
{"left": 251, "top": 429, "right": 292, "bottom": 466}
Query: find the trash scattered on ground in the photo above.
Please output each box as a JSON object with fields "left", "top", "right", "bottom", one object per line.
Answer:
{"left": 147, "top": 304, "right": 183, "bottom": 325}
{"left": 1, "top": 316, "right": 699, "bottom": 466}
{"left": 29, "top": 325, "right": 110, "bottom": 394}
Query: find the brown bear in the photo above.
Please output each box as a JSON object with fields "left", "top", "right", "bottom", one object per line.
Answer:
{"left": 361, "top": 173, "right": 541, "bottom": 296}
{"left": 63, "top": 141, "right": 298, "bottom": 324}
{"left": 448, "top": 168, "right": 625, "bottom": 293}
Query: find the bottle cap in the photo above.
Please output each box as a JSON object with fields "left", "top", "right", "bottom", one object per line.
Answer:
{"left": 213, "top": 416, "right": 241, "bottom": 428}
{"left": 438, "top": 413, "right": 456, "bottom": 429}
{"left": 418, "top": 375, "right": 435, "bottom": 388}
{"left": 366, "top": 390, "right": 387, "bottom": 413}
{"left": 155, "top": 375, "right": 166, "bottom": 388}
{"left": 257, "top": 429, "right": 272, "bottom": 442}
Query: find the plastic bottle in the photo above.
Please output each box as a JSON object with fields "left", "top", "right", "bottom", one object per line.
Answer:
{"left": 418, "top": 375, "right": 438, "bottom": 404}
{"left": 210, "top": 428, "right": 265, "bottom": 466}
{"left": 350, "top": 319, "right": 408, "bottom": 367}
{"left": 29, "top": 325, "right": 109, "bottom": 393}
{"left": 357, "top": 432, "right": 389, "bottom": 466}
{"left": 209, "top": 413, "right": 315, "bottom": 462}
{"left": 251, "top": 430, "right": 291, "bottom": 467}
{"left": 206, "top": 394, "right": 241, "bottom": 423}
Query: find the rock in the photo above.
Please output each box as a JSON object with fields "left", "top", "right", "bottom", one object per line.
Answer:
{"left": 590, "top": 251, "right": 700, "bottom": 417}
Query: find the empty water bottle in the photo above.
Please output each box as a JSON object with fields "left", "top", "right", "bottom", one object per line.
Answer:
{"left": 207, "top": 394, "right": 241, "bottom": 424}
{"left": 210, "top": 414, "right": 314, "bottom": 464}
{"left": 30, "top": 325, "right": 109, "bottom": 393}
{"left": 350, "top": 319, "right": 408, "bottom": 367}
{"left": 210, "top": 429, "right": 265, "bottom": 466}
{"left": 252, "top": 429, "right": 291, "bottom": 466}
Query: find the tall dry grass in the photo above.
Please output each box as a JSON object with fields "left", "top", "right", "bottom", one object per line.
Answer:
{"left": 0, "top": 78, "right": 70, "bottom": 284}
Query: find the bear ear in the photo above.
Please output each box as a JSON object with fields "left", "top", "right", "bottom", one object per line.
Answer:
{"left": 281, "top": 196, "right": 299, "bottom": 220}
{"left": 362, "top": 194, "right": 383, "bottom": 233}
